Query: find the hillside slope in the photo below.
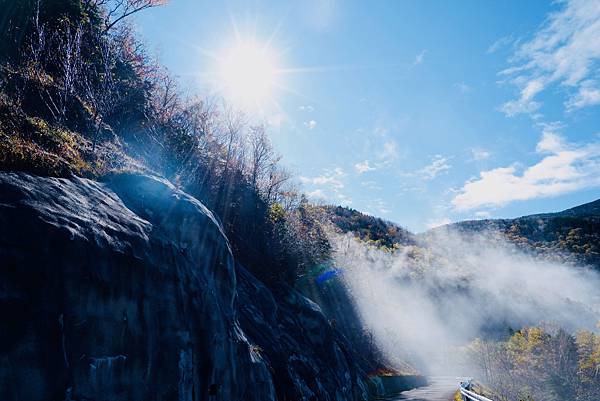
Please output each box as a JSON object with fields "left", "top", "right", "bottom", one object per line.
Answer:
{"left": 442, "top": 199, "right": 600, "bottom": 269}
{"left": 322, "top": 205, "right": 416, "bottom": 249}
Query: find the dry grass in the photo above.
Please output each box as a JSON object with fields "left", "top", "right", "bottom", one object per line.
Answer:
{"left": 0, "top": 91, "right": 138, "bottom": 177}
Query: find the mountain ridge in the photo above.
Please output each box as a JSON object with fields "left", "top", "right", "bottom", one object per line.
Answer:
{"left": 324, "top": 198, "right": 600, "bottom": 270}
{"left": 446, "top": 198, "right": 600, "bottom": 227}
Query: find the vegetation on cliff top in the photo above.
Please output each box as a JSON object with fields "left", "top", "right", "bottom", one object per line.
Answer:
{"left": 0, "top": 0, "right": 330, "bottom": 286}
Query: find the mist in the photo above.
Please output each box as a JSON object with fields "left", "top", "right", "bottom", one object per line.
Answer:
{"left": 329, "top": 228, "right": 600, "bottom": 375}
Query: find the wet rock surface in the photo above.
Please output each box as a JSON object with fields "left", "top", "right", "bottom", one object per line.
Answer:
{"left": 236, "top": 264, "right": 372, "bottom": 401}
{"left": 0, "top": 172, "right": 278, "bottom": 401}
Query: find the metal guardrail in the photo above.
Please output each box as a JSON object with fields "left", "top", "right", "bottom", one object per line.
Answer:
{"left": 459, "top": 380, "right": 494, "bottom": 401}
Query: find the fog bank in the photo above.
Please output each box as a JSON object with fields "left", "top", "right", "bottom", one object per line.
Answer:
{"left": 330, "top": 229, "right": 600, "bottom": 374}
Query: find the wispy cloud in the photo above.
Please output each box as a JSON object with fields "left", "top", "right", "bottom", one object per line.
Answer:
{"left": 336, "top": 192, "right": 353, "bottom": 205}
{"left": 470, "top": 148, "right": 491, "bottom": 161}
{"left": 366, "top": 198, "right": 390, "bottom": 215}
{"left": 452, "top": 132, "right": 600, "bottom": 211}
{"left": 500, "top": 79, "right": 543, "bottom": 117}
{"left": 354, "top": 160, "right": 376, "bottom": 173}
{"left": 413, "top": 49, "right": 427, "bottom": 66}
{"left": 302, "top": 167, "right": 351, "bottom": 205}
{"left": 299, "top": 105, "right": 315, "bottom": 112}
{"left": 500, "top": 0, "right": 600, "bottom": 115}
{"left": 306, "top": 189, "right": 326, "bottom": 199}
{"left": 304, "top": 120, "right": 317, "bottom": 130}
{"left": 566, "top": 79, "right": 600, "bottom": 110}
{"left": 487, "top": 35, "right": 514, "bottom": 54}
{"left": 454, "top": 82, "right": 471, "bottom": 93}
{"left": 418, "top": 155, "right": 451, "bottom": 180}
{"left": 300, "top": 167, "right": 345, "bottom": 189}
{"left": 378, "top": 139, "right": 400, "bottom": 162}
{"left": 361, "top": 180, "right": 382, "bottom": 190}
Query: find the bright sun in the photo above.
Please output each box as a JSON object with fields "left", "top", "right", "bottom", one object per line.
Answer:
{"left": 217, "top": 40, "right": 279, "bottom": 108}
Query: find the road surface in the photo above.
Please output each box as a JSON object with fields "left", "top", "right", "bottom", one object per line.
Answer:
{"left": 389, "top": 376, "right": 459, "bottom": 401}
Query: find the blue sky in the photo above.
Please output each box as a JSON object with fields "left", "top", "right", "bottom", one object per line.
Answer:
{"left": 136, "top": 0, "right": 600, "bottom": 232}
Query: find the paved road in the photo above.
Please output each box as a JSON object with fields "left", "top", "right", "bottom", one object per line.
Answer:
{"left": 391, "top": 376, "right": 460, "bottom": 401}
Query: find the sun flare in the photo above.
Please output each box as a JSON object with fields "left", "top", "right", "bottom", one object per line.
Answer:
{"left": 217, "top": 40, "right": 279, "bottom": 108}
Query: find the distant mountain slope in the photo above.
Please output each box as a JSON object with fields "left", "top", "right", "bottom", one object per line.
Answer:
{"left": 324, "top": 199, "right": 600, "bottom": 270}
{"left": 442, "top": 198, "right": 600, "bottom": 269}
{"left": 321, "top": 205, "right": 416, "bottom": 249}
{"left": 529, "top": 198, "right": 600, "bottom": 218}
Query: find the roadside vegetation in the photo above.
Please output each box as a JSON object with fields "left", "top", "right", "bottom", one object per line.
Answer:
{"left": 469, "top": 325, "right": 600, "bottom": 401}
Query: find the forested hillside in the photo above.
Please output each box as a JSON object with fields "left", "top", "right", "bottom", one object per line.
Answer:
{"left": 322, "top": 199, "right": 600, "bottom": 270}
{"left": 322, "top": 205, "right": 416, "bottom": 249}
{"left": 444, "top": 199, "right": 600, "bottom": 270}
{"left": 0, "top": 0, "right": 331, "bottom": 286}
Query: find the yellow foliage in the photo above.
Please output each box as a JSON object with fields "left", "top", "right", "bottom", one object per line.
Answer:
{"left": 269, "top": 202, "right": 285, "bottom": 222}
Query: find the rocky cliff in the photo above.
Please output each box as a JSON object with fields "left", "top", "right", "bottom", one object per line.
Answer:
{"left": 0, "top": 172, "right": 379, "bottom": 401}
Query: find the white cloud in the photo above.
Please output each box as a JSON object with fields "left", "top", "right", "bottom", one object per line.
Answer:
{"left": 306, "top": 189, "right": 326, "bottom": 199}
{"left": 452, "top": 133, "right": 600, "bottom": 211}
{"left": 302, "top": 167, "right": 351, "bottom": 205}
{"left": 304, "top": 120, "right": 317, "bottom": 130}
{"left": 299, "top": 105, "right": 315, "bottom": 112}
{"left": 500, "top": 79, "right": 543, "bottom": 116}
{"left": 566, "top": 79, "right": 600, "bottom": 109}
{"left": 355, "top": 160, "right": 376, "bottom": 173}
{"left": 471, "top": 148, "right": 491, "bottom": 161}
{"left": 361, "top": 180, "right": 382, "bottom": 190}
{"left": 366, "top": 198, "right": 390, "bottom": 214}
{"left": 413, "top": 50, "right": 426, "bottom": 65}
{"left": 336, "top": 192, "right": 353, "bottom": 206}
{"left": 299, "top": 167, "right": 345, "bottom": 189}
{"left": 487, "top": 35, "right": 514, "bottom": 54}
{"left": 500, "top": 98, "right": 541, "bottom": 117}
{"left": 419, "top": 155, "right": 451, "bottom": 180}
{"left": 378, "top": 140, "right": 399, "bottom": 162}
{"left": 500, "top": 0, "right": 600, "bottom": 115}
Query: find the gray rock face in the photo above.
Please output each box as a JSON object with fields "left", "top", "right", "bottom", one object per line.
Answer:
{"left": 235, "top": 264, "right": 371, "bottom": 401}
{"left": 0, "top": 172, "right": 274, "bottom": 401}
{"left": 0, "top": 172, "right": 371, "bottom": 401}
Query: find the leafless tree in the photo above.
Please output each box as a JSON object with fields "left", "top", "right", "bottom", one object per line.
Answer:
{"left": 151, "top": 68, "right": 180, "bottom": 123}
{"left": 218, "top": 105, "right": 247, "bottom": 177}
{"left": 83, "top": 0, "right": 167, "bottom": 34}
{"left": 183, "top": 97, "right": 218, "bottom": 141}
{"left": 21, "top": 0, "right": 60, "bottom": 119}
{"left": 81, "top": 32, "right": 118, "bottom": 149}
{"left": 265, "top": 164, "right": 292, "bottom": 205}
{"left": 55, "top": 23, "right": 83, "bottom": 123}
{"left": 248, "top": 124, "right": 274, "bottom": 191}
